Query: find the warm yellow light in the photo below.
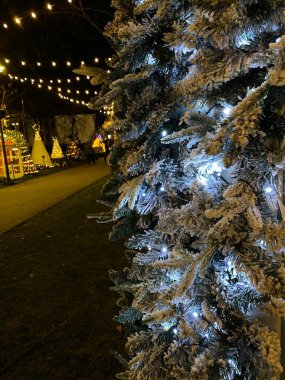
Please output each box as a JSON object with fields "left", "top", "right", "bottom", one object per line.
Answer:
{"left": 52, "top": 61, "right": 57, "bottom": 66}
{"left": 31, "top": 12, "right": 37, "bottom": 18}
{"left": 57, "top": 79, "right": 61, "bottom": 83}
{"left": 67, "top": 89, "right": 71, "bottom": 93}
{"left": 85, "top": 90, "right": 89, "bottom": 94}
{"left": 70, "top": 99, "right": 74, "bottom": 102}
{"left": 108, "top": 57, "right": 112, "bottom": 61}
{"left": 86, "top": 75, "right": 90, "bottom": 79}
{"left": 20, "top": 79, "right": 24, "bottom": 83}
{"left": 107, "top": 70, "right": 111, "bottom": 73}
{"left": 38, "top": 84, "right": 42, "bottom": 88}
{"left": 21, "top": 61, "right": 26, "bottom": 66}
{"left": 39, "top": 79, "right": 43, "bottom": 83}
{"left": 46, "top": 3, "right": 53, "bottom": 10}
{"left": 14, "top": 17, "right": 21, "bottom": 25}
{"left": 76, "top": 90, "right": 80, "bottom": 94}
{"left": 76, "top": 77, "right": 80, "bottom": 81}
{"left": 37, "top": 62, "right": 41, "bottom": 66}
{"left": 50, "top": 80, "right": 53, "bottom": 83}
{"left": 67, "top": 79, "right": 71, "bottom": 83}
{"left": 94, "top": 57, "right": 99, "bottom": 63}
{"left": 15, "top": 76, "right": 18, "bottom": 80}
{"left": 58, "top": 88, "right": 62, "bottom": 92}
{"left": 4, "top": 58, "right": 10, "bottom": 63}
{"left": 66, "top": 61, "right": 71, "bottom": 66}
{"left": 68, "top": 0, "right": 72, "bottom": 3}
{"left": 94, "top": 91, "right": 98, "bottom": 95}
{"left": 81, "top": 101, "right": 85, "bottom": 105}
{"left": 81, "top": 61, "right": 85, "bottom": 65}
{"left": 0, "top": 65, "right": 6, "bottom": 73}
{"left": 3, "top": 23, "right": 8, "bottom": 29}
{"left": 76, "top": 100, "right": 79, "bottom": 104}
{"left": 48, "top": 86, "right": 52, "bottom": 90}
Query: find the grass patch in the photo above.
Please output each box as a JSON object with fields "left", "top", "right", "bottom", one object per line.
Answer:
{"left": 0, "top": 177, "right": 127, "bottom": 380}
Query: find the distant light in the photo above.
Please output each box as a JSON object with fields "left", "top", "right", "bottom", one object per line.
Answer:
{"left": 70, "top": 98, "right": 74, "bottom": 102}
{"left": 173, "top": 328, "right": 178, "bottom": 334}
{"left": 85, "top": 90, "right": 89, "bottom": 94}
{"left": 94, "top": 57, "right": 99, "bottom": 63}
{"left": 68, "top": 0, "right": 72, "bottom": 3}
{"left": 162, "top": 247, "right": 167, "bottom": 253}
{"left": 67, "top": 89, "right": 71, "bottom": 93}
{"left": 108, "top": 134, "right": 111, "bottom": 139}
{"left": 46, "top": 3, "right": 53, "bottom": 10}
{"left": 31, "top": 12, "right": 37, "bottom": 18}
{"left": 66, "top": 61, "right": 71, "bottom": 66}
{"left": 81, "top": 101, "right": 85, "bottom": 105}
{"left": 3, "top": 23, "right": 8, "bottom": 29}
{"left": 4, "top": 58, "right": 10, "bottom": 63}
{"left": 50, "top": 80, "right": 53, "bottom": 83}
{"left": 14, "top": 17, "right": 21, "bottom": 25}
{"left": 39, "top": 79, "right": 43, "bottom": 83}
{"left": 160, "top": 186, "right": 165, "bottom": 192}
{"left": 108, "top": 57, "right": 112, "bottom": 61}
{"left": 67, "top": 79, "right": 71, "bottom": 83}
{"left": 94, "top": 91, "right": 98, "bottom": 95}
{"left": 52, "top": 61, "right": 57, "bottom": 67}
{"left": 37, "top": 62, "right": 42, "bottom": 66}
{"left": 76, "top": 90, "right": 80, "bottom": 94}
{"left": 38, "top": 84, "right": 42, "bottom": 88}
{"left": 76, "top": 77, "right": 80, "bottom": 81}
{"left": 81, "top": 61, "right": 85, "bottom": 65}
{"left": 58, "top": 88, "right": 62, "bottom": 92}
{"left": 57, "top": 79, "right": 61, "bottom": 83}
{"left": 86, "top": 76, "right": 90, "bottom": 79}
{"left": 161, "top": 130, "right": 167, "bottom": 137}
{"left": 76, "top": 100, "right": 79, "bottom": 104}
{"left": 48, "top": 86, "right": 52, "bottom": 90}
{"left": 193, "top": 312, "right": 198, "bottom": 318}
{"left": 21, "top": 61, "right": 26, "bottom": 66}
{"left": 276, "top": 37, "right": 281, "bottom": 43}
{"left": 107, "top": 70, "right": 111, "bottom": 73}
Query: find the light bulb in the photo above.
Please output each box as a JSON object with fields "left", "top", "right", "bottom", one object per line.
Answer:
{"left": 14, "top": 17, "right": 21, "bottom": 25}
{"left": 223, "top": 107, "right": 232, "bottom": 116}
{"left": 21, "top": 61, "right": 26, "bottom": 66}
{"left": 81, "top": 61, "right": 85, "bottom": 65}
{"left": 85, "top": 90, "right": 89, "bottom": 94}
{"left": 161, "top": 130, "right": 167, "bottom": 137}
{"left": 0, "top": 65, "right": 6, "bottom": 73}
{"left": 3, "top": 23, "right": 8, "bottom": 29}
{"left": 52, "top": 61, "right": 57, "bottom": 67}
{"left": 37, "top": 62, "right": 42, "bottom": 66}
{"left": 76, "top": 77, "right": 80, "bottom": 81}
{"left": 4, "top": 59, "right": 10, "bottom": 63}
{"left": 31, "top": 12, "right": 37, "bottom": 18}
{"left": 66, "top": 61, "right": 71, "bottom": 66}
{"left": 46, "top": 3, "right": 53, "bottom": 10}
{"left": 94, "top": 57, "right": 99, "bottom": 63}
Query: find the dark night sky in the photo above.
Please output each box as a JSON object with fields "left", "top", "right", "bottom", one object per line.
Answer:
{"left": 0, "top": 0, "right": 113, "bottom": 118}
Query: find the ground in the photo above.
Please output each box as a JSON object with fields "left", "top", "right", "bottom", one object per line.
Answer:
{"left": 0, "top": 176, "right": 127, "bottom": 380}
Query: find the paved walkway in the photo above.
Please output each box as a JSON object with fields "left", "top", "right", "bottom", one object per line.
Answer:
{"left": 0, "top": 160, "right": 110, "bottom": 235}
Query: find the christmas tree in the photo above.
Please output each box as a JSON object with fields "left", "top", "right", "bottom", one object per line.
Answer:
{"left": 31, "top": 125, "right": 53, "bottom": 167}
{"left": 51, "top": 137, "right": 64, "bottom": 159}
{"left": 92, "top": 1, "right": 285, "bottom": 379}
{"left": 5, "top": 129, "right": 38, "bottom": 174}
{"left": 66, "top": 140, "right": 81, "bottom": 159}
